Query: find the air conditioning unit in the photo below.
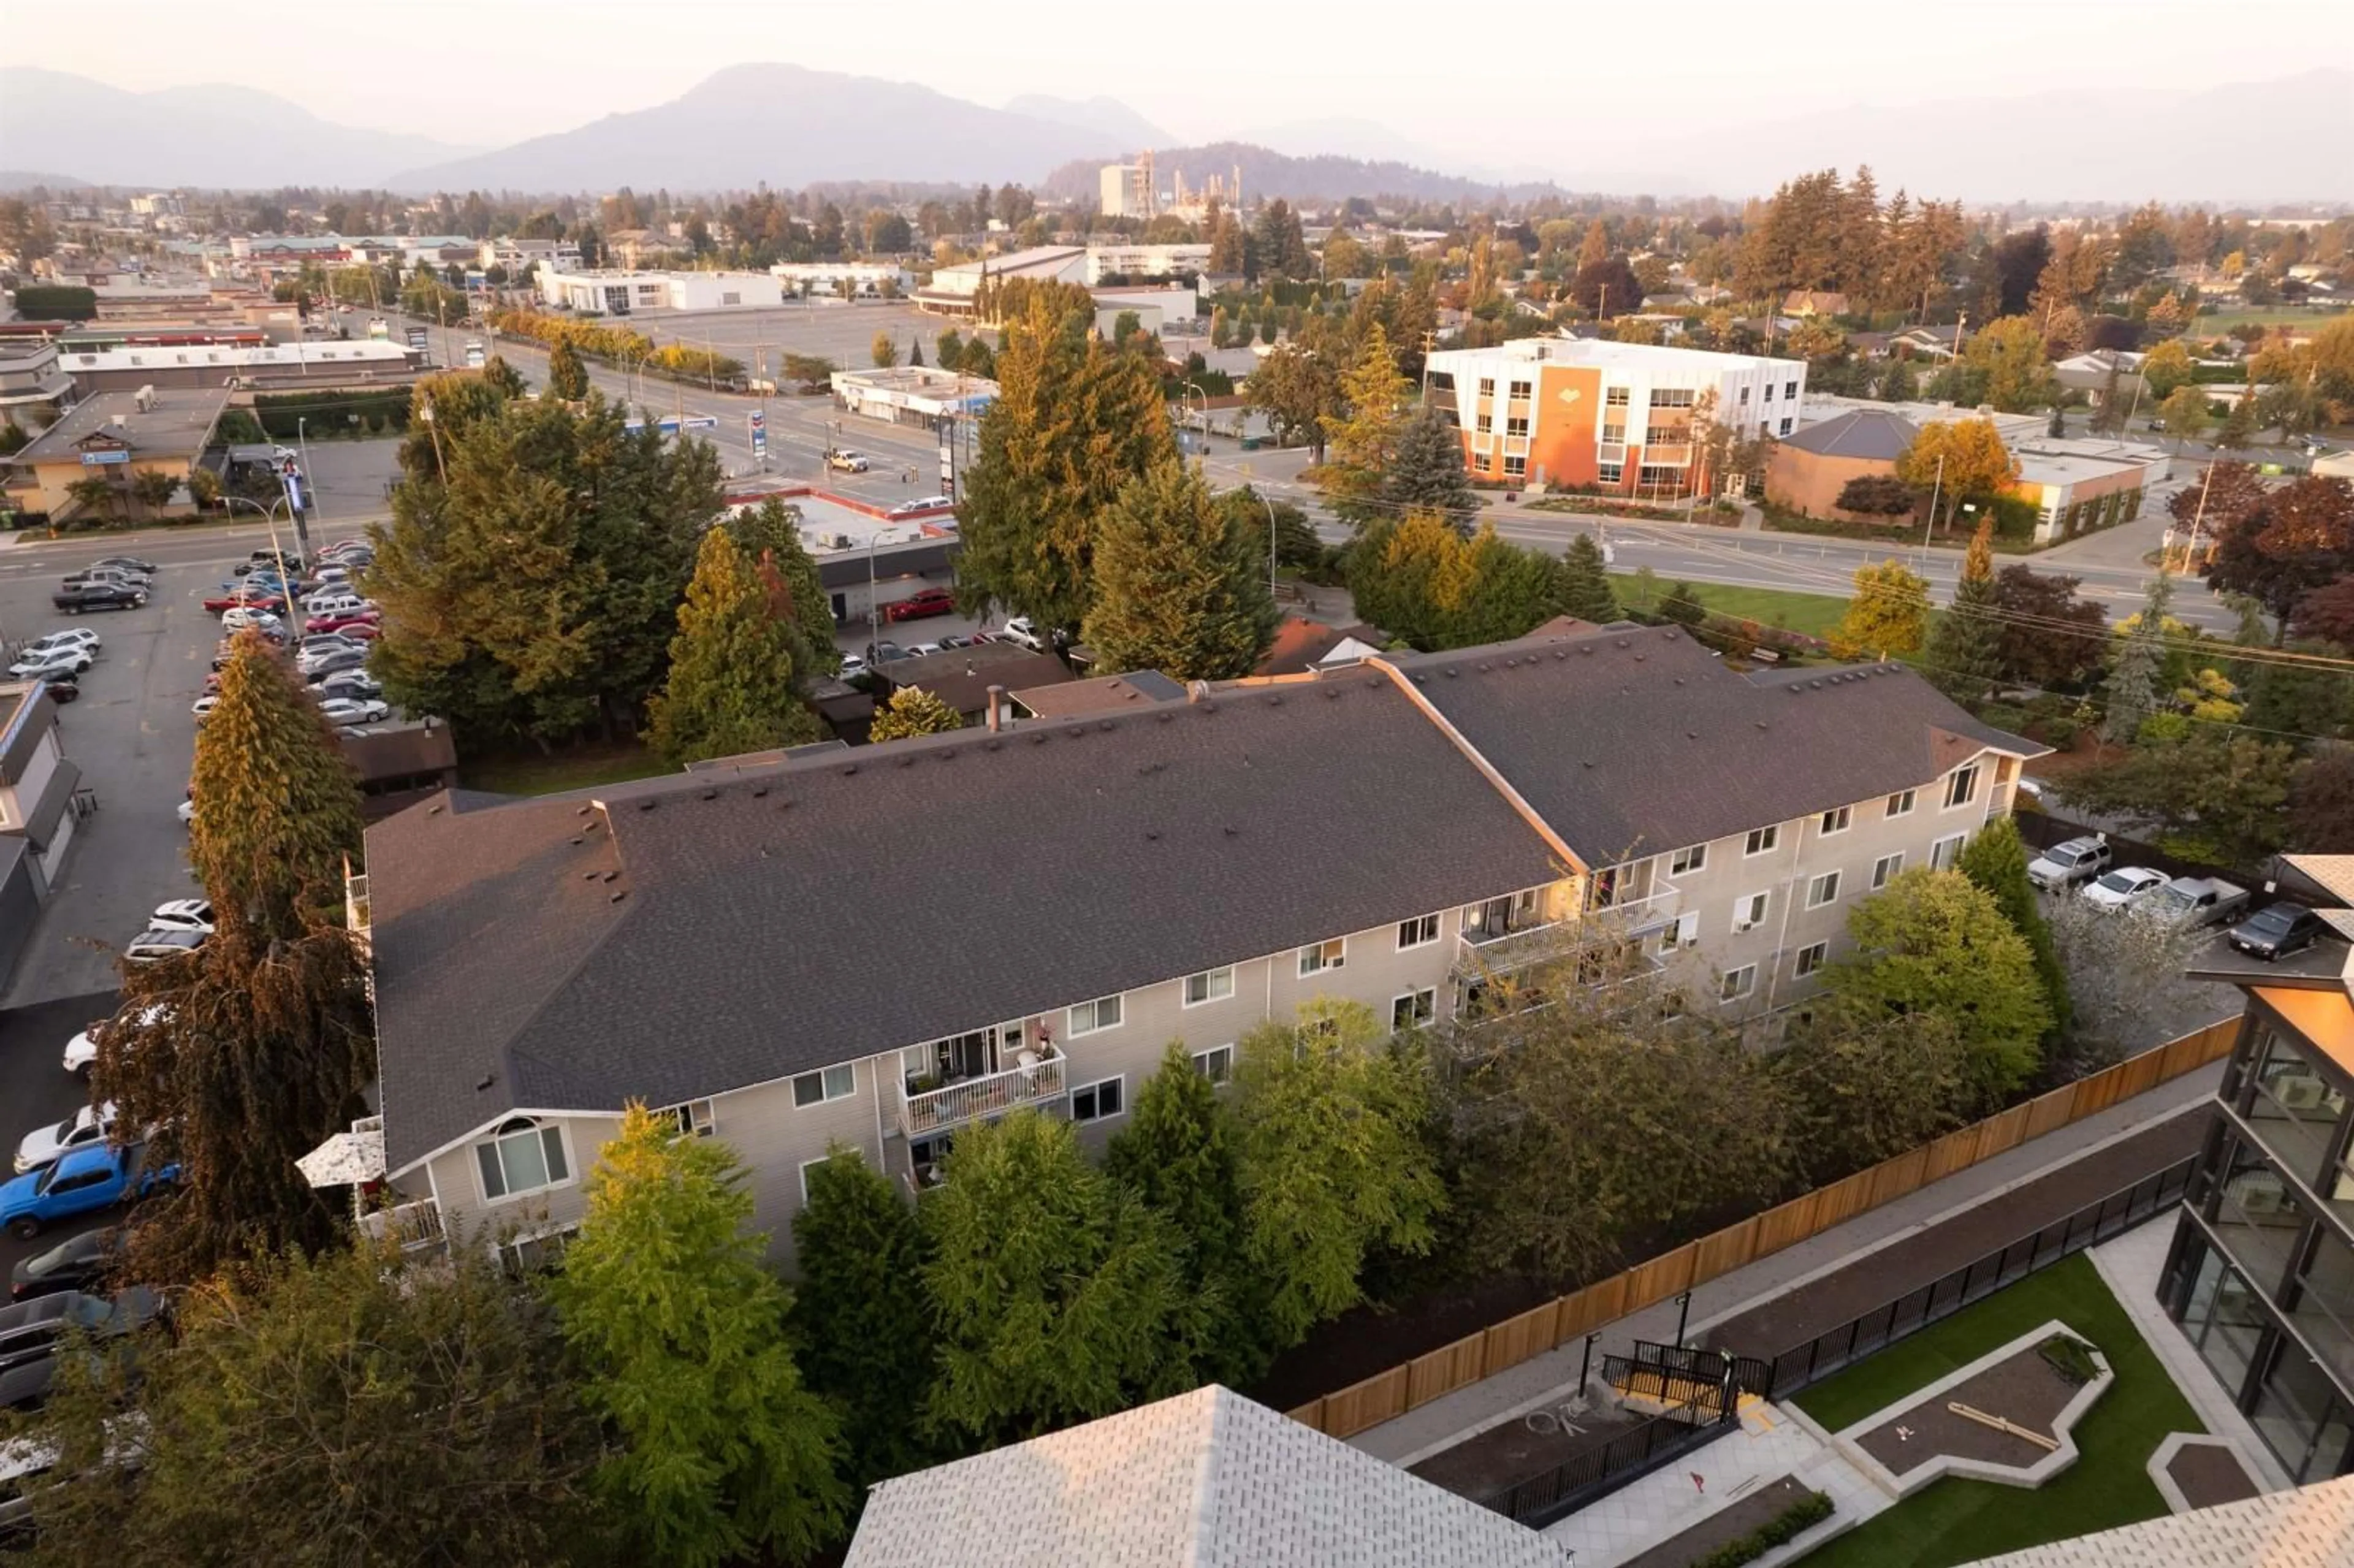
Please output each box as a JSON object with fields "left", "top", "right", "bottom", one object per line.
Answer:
{"left": 2238, "top": 1176, "right": 2288, "bottom": 1216}
{"left": 2279, "top": 1076, "right": 2331, "bottom": 1112}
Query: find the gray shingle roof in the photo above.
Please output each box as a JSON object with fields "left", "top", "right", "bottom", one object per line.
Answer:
{"left": 1391, "top": 627, "right": 2038, "bottom": 866}
{"left": 370, "top": 673, "right": 1564, "bottom": 1170}
{"left": 1778, "top": 408, "right": 1919, "bottom": 460}
{"left": 843, "top": 1385, "right": 1564, "bottom": 1568}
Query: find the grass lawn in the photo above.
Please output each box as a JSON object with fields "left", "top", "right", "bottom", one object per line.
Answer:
{"left": 1794, "top": 1252, "right": 2201, "bottom": 1568}
{"left": 1611, "top": 575, "right": 1854, "bottom": 641}
{"left": 459, "top": 742, "right": 671, "bottom": 796}
{"left": 2191, "top": 307, "right": 2348, "bottom": 335}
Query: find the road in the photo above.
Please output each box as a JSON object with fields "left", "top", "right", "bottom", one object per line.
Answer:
{"left": 342, "top": 306, "right": 2238, "bottom": 633}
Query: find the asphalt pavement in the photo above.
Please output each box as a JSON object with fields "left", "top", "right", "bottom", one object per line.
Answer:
{"left": 0, "top": 990, "right": 121, "bottom": 1285}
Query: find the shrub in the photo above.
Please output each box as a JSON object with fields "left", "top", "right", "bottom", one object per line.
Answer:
{"left": 2038, "top": 1332, "right": 2101, "bottom": 1386}
{"left": 2035, "top": 715, "right": 2082, "bottom": 749}
{"left": 1978, "top": 702, "right": 2032, "bottom": 734}
{"left": 1690, "top": 1490, "right": 1836, "bottom": 1568}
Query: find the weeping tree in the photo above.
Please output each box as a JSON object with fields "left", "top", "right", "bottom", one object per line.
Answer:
{"left": 100, "top": 631, "right": 373, "bottom": 1284}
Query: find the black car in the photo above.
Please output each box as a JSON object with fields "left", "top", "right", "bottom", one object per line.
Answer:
{"left": 232, "top": 550, "right": 307, "bottom": 576}
{"left": 31, "top": 673, "right": 78, "bottom": 704}
{"left": 51, "top": 583, "right": 144, "bottom": 614}
{"left": 86, "top": 555, "right": 158, "bottom": 575}
{"left": 2227, "top": 902, "right": 2326, "bottom": 961}
{"left": 8, "top": 1230, "right": 115, "bottom": 1303}
{"left": 301, "top": 650, "right": 367, "bottom": 682}
{"left": 0, "top": 1290, "right": 165, "bottom": 1373}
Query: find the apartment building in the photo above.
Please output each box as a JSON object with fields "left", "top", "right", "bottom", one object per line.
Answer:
{"left": 1422, "top": 337, "right": 1807, "bottom": 497}
{"left": 2159, "top": 856, "right": 2354, "bottom": 1488}
{"left": 333, "top": 625, "right": 2034, "bottom": 1269}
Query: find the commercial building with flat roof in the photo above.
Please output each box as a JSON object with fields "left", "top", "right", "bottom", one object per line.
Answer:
{"left": 829, "top": 365, "right": 996, "bottom": 429}
{"left": 915, "top": 246, "right": 1087, "bottom": 316}
{"left": 536, "top": 270, "right": 783, "bottom": 314}
{"left": 1423, "top": 337, "right": 1807, "bottom": 497}
{"left": 2, "top": 386, "right": 229, "bottom": 518}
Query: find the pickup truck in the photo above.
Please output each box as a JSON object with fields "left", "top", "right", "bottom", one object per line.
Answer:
{"left": 2137, "top": 876, "right": 2251, "bottom": 931}
{"left": 0, "top": 1144, "right": 180, "bottom": 1240}
{"left": 50, "top": 582, "right": 147, "bottom": 614}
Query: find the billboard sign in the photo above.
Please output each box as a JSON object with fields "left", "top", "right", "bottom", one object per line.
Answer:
{"left": 279, "top": 456, "right": 305, "bottom": 513}
{"left": 78, "top": 449, "right": 131, "bottom": 466}
{"left": 748, "top": 409, "right": 766, "bottom": 460}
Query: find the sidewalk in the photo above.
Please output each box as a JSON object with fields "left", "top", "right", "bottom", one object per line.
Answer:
{"left": 1357, "top": 1055, "right": 2226, "bottom": 1468}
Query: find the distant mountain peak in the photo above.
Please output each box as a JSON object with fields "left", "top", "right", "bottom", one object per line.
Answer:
{"left": 1003, "top": 94, "right": 1172, "bottom": 153}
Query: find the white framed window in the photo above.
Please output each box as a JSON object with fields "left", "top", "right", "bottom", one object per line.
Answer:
{"left": 1734, "top": 891, "right": 1769, "bottom": 931}
{"left": 1779, "top": 417, "right": 1793, "bottom": 436}
{"left": 1070, "top": 1076, "right": 1126, "bottom": 1124}
{"left": 1391, "top": 989, "right": 1437, "bottom": 1031}
{"left": 500, "top": 1219, "right": 579, "bottom": 1274}
{"left": 1670, "top": 843, "right": 1707, "bottom": 877}
{"left": 792, "top": 1063, "right": 856, "bottom": 1108}
{"left": 1945, "top": 764, "right": 1980, "bottom": 809}
{"left": 1720, "top": 965, "right": 1757, "bottom": 1003}
{"left": 1745, "top": 825, "right": 1780, "bottom": 857}
{"left": 1477, "top": 376, "right": 1495, "bottom": 396}
{"left": 1182, "top": 967, "right": 1234, "bottom": 1007}
{"left": 1597, "top": 461, "right": 1624, "bottom": 484}
{"left": 1806, "top": 870, "right": 1842, "bottom": 909}
{"left": 1298, "top": 938, "right": 1347, "bottom": 977}
{"left": 1192, "top": 1045, "right": 1234, "bottom": 1085}
{"left": 798, "top": 1153, "right": 847, "bottom": 1203}
{"left": 1661, "top": 911, "right": 1701, "bottom": 952}
{"left": 1508, "top": 380, "right": 1532, "bottom": 400}
{"left": 1504, "top": 453, "right": 1527, "bottom": 478}
{"left": 661, "top": 1099, "right": 715, "bottom": 1138}
{"left": 1872, "top": 851, "right": 1905, "bottom": 890}
{"left": 1819, "top": 805, "right": 1851, "bottom": 835}
{"left": 1886, "top": 788, "right": 1917, "bottom": 818}
{"left": 1930, "top": 833, "right": 1967, "bottom": 871}
{"left": 1794, "top": 941, "right": 1829, "bottom": 978}
{"left": 1069, "top": 994, "right": 1124, "bottom": 1036}
{"left": 474, "top": 1117, "right": 571, "bottom": 1203}
{"left": 1397, "top": 913, "right": 1441, "bottom": 951}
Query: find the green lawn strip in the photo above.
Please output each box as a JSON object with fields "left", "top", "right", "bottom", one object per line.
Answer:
{"left": 1793, "top": 1252, "right": 2202, "bottom": 1568}
{"left": 1610, "top": 576, "right": 1856, "bottom": 642}
{"left": 459, "top": 744, "right": 671, "bottom": 796}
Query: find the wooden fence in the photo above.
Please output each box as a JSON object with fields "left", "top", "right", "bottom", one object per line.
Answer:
{"left": 1286, "top": 1017, "right": 2239, "bottom": 1439}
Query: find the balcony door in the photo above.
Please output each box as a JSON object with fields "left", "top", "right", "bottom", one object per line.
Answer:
{"left": 1468, "top": 890, "right": 1541, "bottom": 938}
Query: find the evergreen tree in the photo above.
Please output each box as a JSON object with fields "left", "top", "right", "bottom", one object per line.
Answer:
{"left": 725, "top": 497, "right": 842, "bottom": 681}
{"left": 1381, "top": 403, "right": 1477, "bottom": 529}
{"left": 789, "top": 1150, "right": 937, "bottom": 1484}
{"left": 189, "top": 630, "right": 365, "bottom": 938}
{"left": 554, "top": 1106, "right": 850, "bottom": 1568}
{"left": 2103, "top": 573, "right": 2173, "bottom": 744}
{"left": 1555, "top": 535, "right": 1620, "bottom": 622}
{"left": 867, "top": 686, "right": 964, "bottom": 742}
{"left": 907, "top": 337, "right": 924, "bottom": 368}
{"left": 1956, "top": 815, "right": 2073, "bottom": 1046}
{"left": 935, "top": 328, "right": 964, "bottom": 371}
{"left": 1232, "top": 1000, "right": 1446, "bottom": 1349}
{"left": 1319, "top": 324, "right": 1410, "bottom": 520}
{"left": 1924, "top": 519, "right": 2005, "bottom": 699}
{"left": 546, "top": 338, "right": 590, "bottom": 400}
{"left": 1081, "top": 462, "right": 1278, "bottom": 680}
{"left": 20, "top": 1241, "right": 611, "bottom": 1563}
{"left": 647, "top": 527, "right": 821, "bottom": 766}
{"left": 954, "top": 294, "right": 1175, "bottom": 636}
{"left": 870, "top": 330, "right": 897, "bottom": 368}
{"left": 922, "top": 1112, "right": 1199, "bottom": 1445}
{"left": 1107, "top": 1044, "right": 1266, "bottom": 1385}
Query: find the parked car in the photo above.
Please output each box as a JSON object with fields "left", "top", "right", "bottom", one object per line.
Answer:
{"left": 0, "top": 1144, "right": 181, "bottom": 1239}
{"left": 63, "top": 1005, "right": 169, "bottom": 1080}
{"left": 2080, "top": 866, "right": 2169, "bottom": 910}
{"left": 826, "top": 449, "right": 870, "bottom": 473}
{"left": 903, "top": 641, "right": 943, "bottom": 658}
{"left": 190, "top": 696, "right": 219, "bottom": 723}
{"left": 2027, "top": 836, "right": 2112, "bottom": 891}
{"left": 305, "top": 611, "right": 381, "bottom": 636}
{"left": 0, "top": 1289, "right": 167, "bottom": 1369}
{"left": 202, "top": 588, "right": 287, "bottom": 614}
{"left": 51, "top": 584, "right": 145, "bottom": 614}
{"left": 121, "top": 928, "right": 205, "bottom": 965}
{"left": 8, "top": 646, "right": 91, "bottom": 680}
{"left": 60, "top": 568, "right": 148, "bottom": 592}
{"left": 316, "top": 697, "right": 390, "bottom": 726}
{"left": 314, "top": 671, "right": 383, "bottom": 703}
{"left": 31, "top": 673, "right": 78, "bottom": 704}
{"left": 300, "top": 649, "right": 368, "bottom": 681}
{"left": 998, "top": 616, "right": 1044, "bottom": 652}
{"left": 2227, "top": 902, "right": 2326, "bottom": 962}
{"left": 148, "top": 898, "right": 213, "bottom": 934}
{"left": 18, "top": 630, "right": 99, "bottom": 659}
{"left": 936, "top": 634, "right": 972, "bottom": 650}
{"left": 2137, "top": 877, "right": 2252, "bottom": 931}
{"left": 85, "top": 556, "right": 156, "bottom": 576}
{"left": 233, "top": 550, "right": 307, "bottom": 576}
{"left": 836, "top": 653, "right": 867, "bottom": 680}
{"left": 886, "top": 587, "right": 957, "bottom": 622}
{"left": 887, "top": 494, "right": 954, "bottom": 519}
{"left": 867, "top": 640, "right": 904, "bottom": 664}
{"left": 220, "top": 607, "right": 284, "bottom": 634}
{"left": 12, "top": 1103, "right": 115, "bottom": 1176}
{"left": 9, "top": 1230, "right": 120, "bottom": 1303}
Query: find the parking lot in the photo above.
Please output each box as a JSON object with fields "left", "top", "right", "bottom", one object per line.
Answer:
{"left": 0, "top": 990, "right": 121, "bottom": 1285}
{"left": 624, "top": 299, "right": 946, "bottom": 376}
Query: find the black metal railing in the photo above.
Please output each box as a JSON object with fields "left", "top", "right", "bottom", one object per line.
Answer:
{"left": 1474, "top": 1155, "right": 2196, "bottom": 1526}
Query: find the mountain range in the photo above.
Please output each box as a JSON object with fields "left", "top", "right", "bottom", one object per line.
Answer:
{"left": 0, "top": 67, "right": 478, "bottom": 189}
{"left": 4, "top": 63, "right": 2348, "bottom": 205}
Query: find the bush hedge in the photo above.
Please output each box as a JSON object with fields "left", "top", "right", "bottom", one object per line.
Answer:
{"left": 1690, "top": 1490, "right": 1836, "bottom": 1568}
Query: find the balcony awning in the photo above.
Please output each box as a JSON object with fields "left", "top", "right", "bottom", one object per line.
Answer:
{"left": 297, "top": 1124, "right": 386, "bottom": 1187}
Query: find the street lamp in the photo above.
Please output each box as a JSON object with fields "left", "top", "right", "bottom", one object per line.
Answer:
{"left": 1181, "top": 380, "right": 1209, "bottom": 459}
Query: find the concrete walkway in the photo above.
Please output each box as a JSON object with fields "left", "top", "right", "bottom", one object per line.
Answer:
{"left": 1355, "top": 1054, "right": 2228, "bottom": 1467}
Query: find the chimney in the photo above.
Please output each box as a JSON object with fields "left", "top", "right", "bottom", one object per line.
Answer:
{"left": 986, "top": 685, "right": 1005, "bottom": 732}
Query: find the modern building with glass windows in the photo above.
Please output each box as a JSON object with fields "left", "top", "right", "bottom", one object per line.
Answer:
{"left": 2161, "top": 854, "right": 2354, "bottom": 1486}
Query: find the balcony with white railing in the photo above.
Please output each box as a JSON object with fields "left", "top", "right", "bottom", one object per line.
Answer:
{"left": 1455, "top": 919, "right": 1569, "bottom": 977}
{"left": 357, "top": 1196, "right": 445, "bottom": 1255}
{"left": 897, "top": 1045, "right": 1068, "bottom": 1139}
{"left": 1587, "top": 875, "right": 1682, "bottom": 934}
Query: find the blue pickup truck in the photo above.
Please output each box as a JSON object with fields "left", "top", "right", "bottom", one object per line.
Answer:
{"left": 0, "top": 1144, "right": 180, "bottom": 1241}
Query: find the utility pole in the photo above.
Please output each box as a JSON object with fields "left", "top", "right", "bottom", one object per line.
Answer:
{"left": 1922, "top": 452, "right": 1945, "bottom": 564}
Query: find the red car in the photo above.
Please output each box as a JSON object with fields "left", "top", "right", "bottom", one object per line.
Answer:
{"left": 305, "top": 611, "right": 383, "bottom": 636}
{"left": 202, "top": 590, "right": 286, "bottom": 614}
{"left": 884, "top": 587, "right": 957, "bottom": 623}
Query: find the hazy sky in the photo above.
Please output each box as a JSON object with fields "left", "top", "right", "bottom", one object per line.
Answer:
{"left": 10, "top": 0, "right": 2352, "bottom": 171}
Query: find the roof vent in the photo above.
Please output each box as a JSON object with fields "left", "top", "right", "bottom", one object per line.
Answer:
{"left": 897, "top": 755, "right": 916, "bottom": 767}
{"left": 1478, "top": 663, "right": 1491, "bottom": 673}
{"left": 609, "top": 890, "right": 627, "bottom": 904}
{"left": 1579, "top": 645, "right": 1594, "bottom": 655}
{"left": 1634, "top": 654, "right": 1645, "bottom": 662}
{"left": 1809, "top": 680, "right": 1823, "bottom": 690}
{"left": 1265, "top": 694, "right": 1282, "bottom": 706}
{"left": 427, "top": 804, "right": 443, "bottom": 816}
{"left": 841, "top": 764, "right": 858, "bottom": 775}
{"left": 1553, "top": 650, "right": 1567, "bottom": 660}
{"left": 1615, "top": 638, "right": 1629, "bottom": 649}
{"left": 1503, "top": 658, "right": 1517, "bottom": 669}
{"left": 750, "top": 785, "right": 768, "bottom": 797}
{"left": 700, "top": 788, "right": 718, "bottom": 801}
{"left": 1444, "top": 668, "right": 1458, "bottom": 678}
{"left": 1030, "top": 733, "right": 1048, "bottom": 744}
{"left": 581, "top": 870, "right": 598, "bottom": 880}
{"left": 1673, "top": 679, "right": 1684, "bottom": 687}
{"left": 1145, "top": 829, "right": 1159, "bottom": 840}
{"left": 1687, "top": 731, "right": 1700, "bottom": 739}
{"left": 1156, "top": 711, "right": 1175, "bottom": 721}
{"left": 568, "top": 837, "right": 583, "bottom": 847}
{"left": 476, "top": 1075, "right": 494, "bottom": 1092}
{"left": 985, "top": 738, "right": 1002, "bottom": 750}
{"left": 601, "top": 870, "right": 618, "bottom": 883}
{"left": 1099, "top": 720, "right": 1114, "bottom": 731}
{"left": 1224, "top": 826, "right": 1238, "bottom": 836}
{"left": 575, "top": 805, "right": 592, "bottom": 816}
